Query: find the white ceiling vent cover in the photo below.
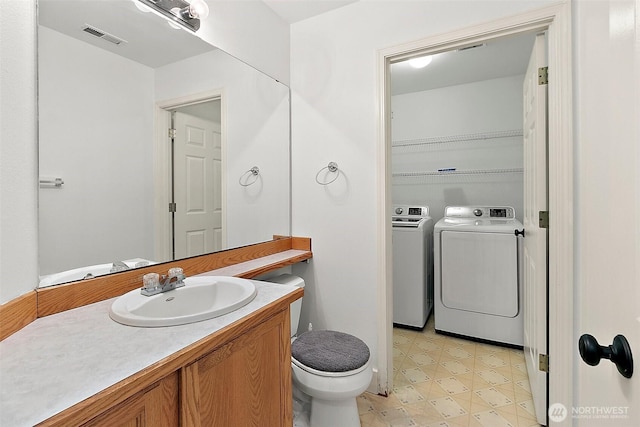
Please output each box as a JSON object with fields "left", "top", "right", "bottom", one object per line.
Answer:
{"left": 81, "top": 24, "right": 128, "bottom": 45}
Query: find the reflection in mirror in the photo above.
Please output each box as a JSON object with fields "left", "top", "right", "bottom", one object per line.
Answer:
{"left": 171, "top": 100, "right": 223, "bottom": 260}
{"left": 37, "top": 0, "right": 290, "bottom": 287}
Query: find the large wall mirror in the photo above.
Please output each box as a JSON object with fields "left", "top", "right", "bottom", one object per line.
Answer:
{"left": 37, "top": 0, "right": 291, "bottom": 287}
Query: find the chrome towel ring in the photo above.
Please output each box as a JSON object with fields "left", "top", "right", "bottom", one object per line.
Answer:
{"left": 315, "top": 162, "right": 339, "bottom": 185}
{"left": 239, "top": 166, "right": 260, "bottom": 186}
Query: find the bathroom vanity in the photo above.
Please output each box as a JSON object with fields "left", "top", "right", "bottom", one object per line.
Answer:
{"left": 0, "top": 238, "right": 311, "bottom": 426}
{"left": 3, "top": 280, "right": 301, "bottom": 427}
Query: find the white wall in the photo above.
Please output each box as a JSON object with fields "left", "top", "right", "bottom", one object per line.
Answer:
{"left": 0, "top": 0, "right": 38, "bottom": 303}
{"left": 38, "top": 27, "right": 155, "bottom": 275}
{"left": 290, "top": 0, "right": 554, "bottom": 389}
{"left": 392, "top": 75, "right": 525, "bottom": 222}
{"left": 155, "top": 49, "right": 290, "bottom": 248}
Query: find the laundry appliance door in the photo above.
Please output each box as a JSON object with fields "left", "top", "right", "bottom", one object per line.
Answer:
{"left": 440, "top": 230, "right": 519, "bottom": 318}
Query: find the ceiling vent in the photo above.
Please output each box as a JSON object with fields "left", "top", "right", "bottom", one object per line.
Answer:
{"left": 81, "top": 24, "right": 127, "bottom": 46}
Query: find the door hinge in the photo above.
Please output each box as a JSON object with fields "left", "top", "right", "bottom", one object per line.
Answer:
{"left": 538, "top": 67, "right": 549, "bottom": 85}
{"left": 168, "top": 128, "right": 176, "bottom": 138}
{"left": 539, "top": 211, "right": 549, "bottom": 228}
{"left": 539, "top": 353, "right": 549, "bottom": 372}
{"left": 169, "top": 202, "right": 176, "bottom": 213}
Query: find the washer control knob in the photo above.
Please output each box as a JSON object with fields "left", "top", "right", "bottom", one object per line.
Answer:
{"left": 395, "top": 207, "right": 403, "bottom": 215}
{"left": 473, "top": 209, "right": 483, "bottom": 217}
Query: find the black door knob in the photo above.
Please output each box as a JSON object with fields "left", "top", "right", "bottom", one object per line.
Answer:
{"left": 579, "top": 334, "right": 633, "bottom": 378}
{"left": 514, "top": 229, "right": 525, "bottom": 237}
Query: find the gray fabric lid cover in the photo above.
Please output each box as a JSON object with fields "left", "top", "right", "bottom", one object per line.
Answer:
{"left": 291, "top": 330, "right": 370, "bottom": 372}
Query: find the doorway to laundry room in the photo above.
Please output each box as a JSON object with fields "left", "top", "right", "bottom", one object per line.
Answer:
{"left": 385, "top": 30, "right": 550, "bottom": 425}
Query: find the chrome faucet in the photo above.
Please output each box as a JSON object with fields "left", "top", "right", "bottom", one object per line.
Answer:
{"left": 110, "top": 261, "right": 130, "bottom": 273}
{"left": 141, "top": 268, "right": 186, "bottom": 296}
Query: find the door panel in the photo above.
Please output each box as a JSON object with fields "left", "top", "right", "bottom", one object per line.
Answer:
{"left": 522, "top": 32, "right": 548, "bottom": 425}
{"left": 186, "top": 156, "right": 205, "bottom": 213}
{"left": 173, "top": 111, "right": 223, "bottom": 259}
{"left": 573, "top": 0, "right": 640, "bottom": 425}
{"left": 180, "top": 313, "right": 290, "bottom": 426}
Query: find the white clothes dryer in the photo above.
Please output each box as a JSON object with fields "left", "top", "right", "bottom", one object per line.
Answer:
{"left": 434, "top": 206, "right": 524, "bottom": 347}
{"left": 392, "top": 205, "right": 434, "bottom": 329}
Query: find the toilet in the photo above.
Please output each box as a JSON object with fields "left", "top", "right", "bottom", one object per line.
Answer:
{"left": 267, "top": 274, "right": 372, "bottom": 427}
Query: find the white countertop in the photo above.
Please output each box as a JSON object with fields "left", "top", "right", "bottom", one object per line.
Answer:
{"left": 0, "top": 273, "right": 299, "bottom": 426}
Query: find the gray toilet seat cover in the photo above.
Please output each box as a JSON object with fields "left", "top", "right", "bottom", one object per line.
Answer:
{"left": 291, "top": 330, "right": 370, "bottom": 372}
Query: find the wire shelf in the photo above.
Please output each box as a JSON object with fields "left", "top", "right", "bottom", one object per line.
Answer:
{"left": 392, "top": 129, "right": 523, "bottom": 148}
{"left": 392, "top": 168, "right": 523, "bottom": 178}
{"left": 392, "top": 168, "right": 524, "bottom": 185}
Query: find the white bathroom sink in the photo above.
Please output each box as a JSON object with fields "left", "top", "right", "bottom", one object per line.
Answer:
{"left": 109, "top": 276, "right": 257, "bottom": 327}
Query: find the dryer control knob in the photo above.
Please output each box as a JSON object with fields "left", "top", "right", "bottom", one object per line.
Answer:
{"left": 395, "top": 207, "right": 403, "bottom": 215}
{"left": 473, "top": 209, "right": 483, "bottom": 217}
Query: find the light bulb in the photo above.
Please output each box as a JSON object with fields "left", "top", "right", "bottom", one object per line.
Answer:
{"left": 188, "top": 0, "right": 209, "bottom": 19}
{"left": 408, "top": 55, "right": 433, "bottom": 69}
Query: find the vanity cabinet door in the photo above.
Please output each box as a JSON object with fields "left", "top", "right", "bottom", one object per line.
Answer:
{"left": 181, "top": 310, "right": 292, "bottom": 427}
{"left": 80, "top": 372, "right": 179, "bottom": 427}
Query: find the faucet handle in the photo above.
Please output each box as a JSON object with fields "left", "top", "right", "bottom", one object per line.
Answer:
{"left": 168, "top": 267, "right": 184, "bottom": 277}
{"left": 167, "top": 267, "right": 186, "bottom": 288}
{"left": 142, "top": 273, "right": 160, "bottom": 292}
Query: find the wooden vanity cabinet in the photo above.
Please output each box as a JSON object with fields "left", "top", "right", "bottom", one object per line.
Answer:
{"left": 39, "top": 302, "right": 296, "bottom": 427}
{"left": 80, "top": 372, "right": 179, "bottom": 427}
{"left": 181, "top": 310, "right": 293, "bottom": 426}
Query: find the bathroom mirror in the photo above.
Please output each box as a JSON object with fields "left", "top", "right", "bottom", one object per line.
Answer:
{"left": 37, "top": 0, "right": 291, "bottom": 287}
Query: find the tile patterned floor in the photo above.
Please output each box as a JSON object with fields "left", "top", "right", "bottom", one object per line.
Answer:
{"left": 357, "top": 318, "right": 542, "bottom": 427}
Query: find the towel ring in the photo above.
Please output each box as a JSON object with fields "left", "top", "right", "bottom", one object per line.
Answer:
{"left": 315, "top": 162, "right": 339, "bottom": 185}
{"left": 239, "top": 166, "right": 260, "bottom": 187}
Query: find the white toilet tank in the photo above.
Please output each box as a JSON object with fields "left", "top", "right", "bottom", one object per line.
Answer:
{"left": 266, "top": 274, "right": 305, "bottom": 337}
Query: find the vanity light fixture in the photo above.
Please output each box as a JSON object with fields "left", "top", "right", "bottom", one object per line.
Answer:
{"left": 136, "top": 0, "right": 210, "bottom": 32}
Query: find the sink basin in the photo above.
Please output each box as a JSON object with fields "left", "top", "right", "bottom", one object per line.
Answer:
{"left": 109, "top": 276, "right": 257, "bottom": 327}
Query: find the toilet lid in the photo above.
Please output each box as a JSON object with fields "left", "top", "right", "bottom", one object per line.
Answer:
{"left": 291, "top": 330, "right": 370, "bottom": 373}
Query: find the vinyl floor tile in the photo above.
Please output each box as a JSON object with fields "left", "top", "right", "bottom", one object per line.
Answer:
{"left": 359, "top": 318, "right": 543, "bottom": 427}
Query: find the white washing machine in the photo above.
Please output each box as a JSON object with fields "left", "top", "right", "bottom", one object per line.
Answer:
{"left": 392, "top": 205, "right": 434, "bottom": 329}
{"left": 434, "top": 206, "right": 524, "bottom": 347}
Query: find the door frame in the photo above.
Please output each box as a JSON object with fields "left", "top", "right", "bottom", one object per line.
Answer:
{"left": 153, "top": 89, "right": 226, "bottom": 262}
{"left": 376, "top": 2, "right": 573, "bottom": 424}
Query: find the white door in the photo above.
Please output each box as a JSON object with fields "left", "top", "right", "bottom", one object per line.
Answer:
{"left": 522, "top": 32, "right": 548, "bottom": 425}
{"left": 571, "top": 0, "right": 639, "bottom": 425}
{"left": 173, "top": 111, "right": 223, "bottom": 259}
